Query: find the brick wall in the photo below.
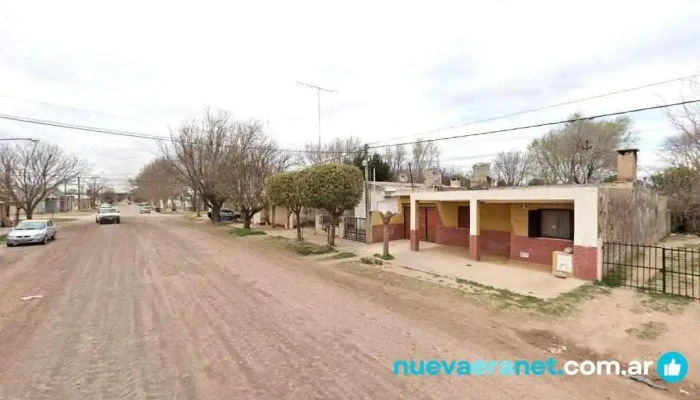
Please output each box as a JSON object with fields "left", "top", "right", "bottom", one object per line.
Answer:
{"left": 573, "top": 246, "right": 598, "bottom": 280}
{"left": 436, "top": 227, "right": 470, "bottom": 247}
{"left": 469, "top": 236, "right": 481, "bottom": 260}
{"left": 480, "top": 230, "right": 511, "bottom": 257}
{"left": 371, "top": 223, "right": 404, "bottom": 243}
{"left": 509, "top": 235, "right": 573, "bottom": 266}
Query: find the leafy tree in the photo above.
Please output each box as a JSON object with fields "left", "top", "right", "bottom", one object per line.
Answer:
{"left": 266, "top": 171, "right": 305, "bottom": 241}
{"left": 352, "top": 152, "right": 392, "bottom": 182}
{"left": 301, "top": 163, "right": 364, "bottom": 246}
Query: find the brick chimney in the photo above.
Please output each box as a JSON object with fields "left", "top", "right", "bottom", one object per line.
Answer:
{"left": 616, "top": 149, "right": 638, "bottom": 182}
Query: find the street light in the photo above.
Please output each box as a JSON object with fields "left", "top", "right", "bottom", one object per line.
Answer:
{"left": 0, "top": 138, "right": 38, "bottom": 142}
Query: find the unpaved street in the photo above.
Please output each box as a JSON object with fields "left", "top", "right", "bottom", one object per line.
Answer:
{"left": 0, "top": 209, "right": 671, "bottom": 399}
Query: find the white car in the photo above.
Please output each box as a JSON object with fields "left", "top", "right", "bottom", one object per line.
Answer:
{"left": 6, "top": 219, "right": 57, "bottom": 247}
{"left": 96, "top": 207, "right": 121, "bottom": 224}
{"left": 139, "top": 206, "right": 151, "bottom": 214}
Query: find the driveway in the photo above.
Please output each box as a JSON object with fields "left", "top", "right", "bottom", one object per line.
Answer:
{"left": 0, "top": 218, "right": 672, "bottom": 399}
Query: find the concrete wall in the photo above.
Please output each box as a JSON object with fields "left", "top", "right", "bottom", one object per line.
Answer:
{"left": 598, "top": 183, "right": 669, "bottom": 244}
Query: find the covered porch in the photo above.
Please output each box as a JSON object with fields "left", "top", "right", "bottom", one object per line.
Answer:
{"left": 408, "top": 186, "right": 602, "bottom": 280}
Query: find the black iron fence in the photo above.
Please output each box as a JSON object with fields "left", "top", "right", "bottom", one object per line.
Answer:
{"left": 343, "top": 217, "right": 366, "bottom": 242}
{"left": 602, "top": 242, "right": 700, "bottom": 300}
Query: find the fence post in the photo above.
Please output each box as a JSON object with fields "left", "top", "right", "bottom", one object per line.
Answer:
{"left": 661, "top": 247, "right": 666, "bottom": 293}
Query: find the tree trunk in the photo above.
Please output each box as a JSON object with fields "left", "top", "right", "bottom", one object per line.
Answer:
{"left": 243, "top": 212, "right": 252, "bottom": 229}
{"left": 328, "top": 214, "right": 337, "bottom": 247}
{"left": 294, "top": 210, "right": 302, "bottom": 241}
{"left": 194, "top": 192, "right": 201, "bottom": 217}
{"left": 14, "top": 207, "right": 20, "bottom": 224}
{"left": 381, "top": 211, "right": 395, "bottom": 257}
{"left": 211, "top": 202, "right": 222, "bottom": 223}
{"left": 25, "top": 207, "right": 34, "bottom": 220}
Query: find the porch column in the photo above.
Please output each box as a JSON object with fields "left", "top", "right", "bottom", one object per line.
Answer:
{"left": 572, "top": 190, "right": 600, "bottom": 280}
{"left": 469, "top": 200, "right": 481, "bottom": 260}
{"left": 410, "top": 198, "right": 420, "bottom": 251}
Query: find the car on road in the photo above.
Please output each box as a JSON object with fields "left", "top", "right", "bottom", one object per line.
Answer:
{"left": 5, "top": 219, "right": 57, "bottom": 247}
{"left": 207, "top": 208, "right": 241, "bottom": 221}
{"left": 139, "top": 206, "right": 151, "bottom": 214}
{"left": 96, "top": 207, "right": 120, "bottom": 224}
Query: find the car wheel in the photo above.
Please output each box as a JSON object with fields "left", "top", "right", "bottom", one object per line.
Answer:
{"left": 116, "top": 219, "right": 120, "bottom": 224}
{"left": 52, "top": 232, "right": 57, "bottom": 240}
{"left": 6, "top": 243, "right": 13, "bottom": 247}
{"left": 42, "top": 235, "right": 49, "bottom": 245}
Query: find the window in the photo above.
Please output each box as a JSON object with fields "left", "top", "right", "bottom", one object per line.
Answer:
{"left": 457, "top": 206, "right": 470, "bottom": 228}
{"left": 528, "top": 209, "right": 573, "bottom": 240}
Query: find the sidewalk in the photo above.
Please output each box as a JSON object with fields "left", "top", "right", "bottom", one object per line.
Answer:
{"left": 261, "top": 226, "right": 585, "bottom": 299}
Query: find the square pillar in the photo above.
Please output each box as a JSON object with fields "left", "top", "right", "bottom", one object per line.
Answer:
{"left": 572, "top": 190, "right": 602, "bottom": 280}
{"left": 410, "top": 198, "right": 420, "bottom": 251}
{"left": 469, "top": 200, "right": 481, "bottom": 260}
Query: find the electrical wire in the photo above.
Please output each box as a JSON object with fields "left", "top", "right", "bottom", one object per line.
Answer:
{"left": 367, "top": 99, "right": 700, "bottom": 150}
{"left": 368, "top": 74, "right": 698, "bottom": 145}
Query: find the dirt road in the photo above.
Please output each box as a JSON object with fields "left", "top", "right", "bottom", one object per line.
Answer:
{"left": 0, "top": 212, "right": 671, "bottom": 399}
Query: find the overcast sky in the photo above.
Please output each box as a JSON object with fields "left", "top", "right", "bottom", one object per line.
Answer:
{"left": 0, "top": 0, "right": 699, "bottom": 190}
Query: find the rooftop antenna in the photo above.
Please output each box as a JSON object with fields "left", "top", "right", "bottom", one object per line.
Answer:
{"left": 297, "top": 81, "right": 337, "bottom": 147}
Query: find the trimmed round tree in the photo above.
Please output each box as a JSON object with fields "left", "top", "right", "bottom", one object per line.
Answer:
{"left": 266, "top": 171, "right": 305, "bottom": 241}
{"left": 301, "top": 163, "right": 364, "bottom": 246}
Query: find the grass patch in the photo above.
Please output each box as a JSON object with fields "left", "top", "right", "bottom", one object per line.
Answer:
{"left": 625, "top": 321, "right": 667, "bottom": 340}
{"left": 639, "top": 292, "right": 692, "bottom": 314}
{"left": 451, "top": 277, "right": 606, "bottom": 316}
{"left": 361, "top": 257, "right": 383, "bottom": 265}
{"left": 228, "top": 227, "right": 267, "bottom": 237}
{"left": 278, "top": 239, "right": 336, "bottom": 256}
{"left": 0, "top": 234, "right": 6, "bottom": 243}
{"left": 373, "top": 253, "right": 395, "bottom": 260}
{"left": 331, "top": 252, "right": 357, "bottom": 260}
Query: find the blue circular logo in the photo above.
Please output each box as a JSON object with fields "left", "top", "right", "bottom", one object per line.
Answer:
{"left": 657, "top": 351, "right": 688, "bottom": 383}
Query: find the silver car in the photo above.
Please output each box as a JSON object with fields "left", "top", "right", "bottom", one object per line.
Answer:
{"left": 6, "top": 219, "right": 57, "bottom": 247}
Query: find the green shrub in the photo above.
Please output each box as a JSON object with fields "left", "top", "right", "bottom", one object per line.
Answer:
{"left": 361, "top": 257, "right": 383, "bottom": 265}
{"left": 332, "top": 252, "right": 357, "bottom": 259}
{"left": 293, "top": 241, "right": 336, "bottom": 256}
{"left": 373, "top": 253, "right": 395, "bottom": 260}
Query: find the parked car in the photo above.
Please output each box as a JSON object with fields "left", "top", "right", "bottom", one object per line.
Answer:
{"left": 6, "top": 219, "right": 57, "bottom": 247}
{"left": 96, "top": 207, "right": 120, "bottom": 224}
{"left": 207, "top": 208, "right": 241, "bottom": 221}
{"left": 139, "top": 206, "right": 151, "bottom": 214}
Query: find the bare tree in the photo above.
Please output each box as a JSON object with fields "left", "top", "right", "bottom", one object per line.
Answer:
{"left": 297, "top": 137, "right": 363, "bottom": 166}
{"left": 528, "top": 113, "right": 635, "bottom": 184}
{"left": 228, "top": 120, "right": 292, "bottom": 229}
{"left": 411, "top": 140, "right": 440, "bottom": 182}
{"left": 85, "top": 176, "right": 109, "bottom": 207}
{"left": 493, "top": 151, "right": 533, "bottom": 186}
{"left": 161, "top": 109, "right": 234, "bottom": 222}
{"left": 130, "top": 157, "right": 186, "bottom": 208}
{"left": 384, "top": 144, "right": 408, "bottom": 178}
{"left": 0, "top": 141, "right": 86, "bottom": 219}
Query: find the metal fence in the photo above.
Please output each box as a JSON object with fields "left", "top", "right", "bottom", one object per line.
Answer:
{"left": 343, "top": 217, "right": 366, "bottom": 242}
{"left": 602, "top": 242, "right": 700, "bottom": 300}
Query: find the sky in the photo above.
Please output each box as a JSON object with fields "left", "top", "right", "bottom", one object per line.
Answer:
{"left": 0, "top": 0, "right": 699, "bottom": 190}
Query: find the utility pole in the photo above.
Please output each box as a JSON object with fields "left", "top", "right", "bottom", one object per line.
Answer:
{"left": 77, "top": 177, "right": 81, "bottom": 211}
{"left": 363, "top": 144, "right": 371, "bottom": 243}
{"left": 297, "top": 81, "right": 337, "bottom": 147}
{"left": 63, "top": 180, "right": 67, "bottom": 212}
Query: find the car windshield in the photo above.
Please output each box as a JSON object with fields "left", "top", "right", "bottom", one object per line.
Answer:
{"left": 100, "top": 208, "right": 117, "bottom": 213}
{"left": 15, "top": 221, "right": 46, "bottom": 230}
{"left": 221, "top": 209, "right": 233, "bottom": 213}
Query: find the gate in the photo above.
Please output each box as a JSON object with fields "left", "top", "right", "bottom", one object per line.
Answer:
{"left": 602, "top": 242, "right": 700, "bottom": 300}
{"left": 343, "top": 217, "right": 366, "bottom": 242}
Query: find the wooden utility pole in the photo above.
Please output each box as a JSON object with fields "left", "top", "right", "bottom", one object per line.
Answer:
{"left": 77, "top": 177, "right": 81, "bottom": 210}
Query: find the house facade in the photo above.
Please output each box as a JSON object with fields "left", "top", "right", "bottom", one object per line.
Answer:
{"left": 404, "top": 149, "right": 669, "bottom": 280}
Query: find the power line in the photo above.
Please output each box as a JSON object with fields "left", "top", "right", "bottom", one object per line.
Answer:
{"left": 0, "top": 113, "right": 355, "bottom": 155}
{"left": 0, "top": 94, "right": 144, "bottom": 122}
{"left": 368, "top": 99, "right": 700, "bottom": 150}
{"left": 369, "top": 73, "right": 698, "bottom": 145}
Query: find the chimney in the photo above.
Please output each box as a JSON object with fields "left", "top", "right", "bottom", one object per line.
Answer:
{"left": 616, "top": 149, "right": 638, "bottom": 182}
{"left": 450, "top": 178, "right": 461, "bottom": 188}
{"left": 470, "top": 163, "right": 491, "bottom": 188}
